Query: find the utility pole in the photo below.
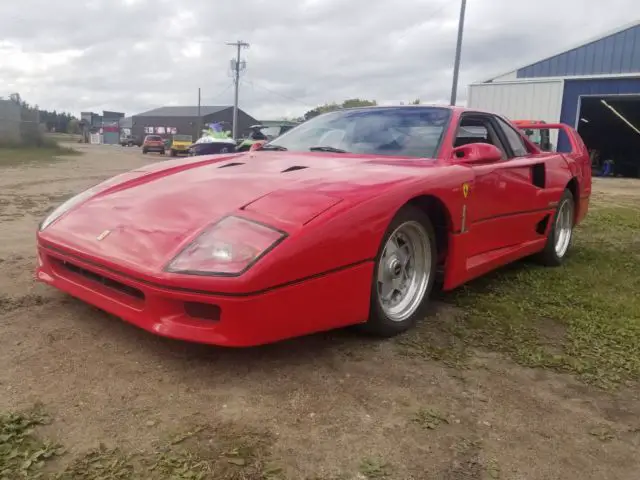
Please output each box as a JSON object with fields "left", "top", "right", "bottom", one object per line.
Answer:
{"left": 450, "top": 0, "right": 467, "bottom": 106}
{"left": 196, "top": 87, "right": 201, "bottom": 139}
{"left": 226, "top": 40, "right": 249, "bottom": 140}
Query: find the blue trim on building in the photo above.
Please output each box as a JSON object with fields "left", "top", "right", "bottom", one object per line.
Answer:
{"left": 517, "top": 24, "right": 640, "bottom": 78}
{"left": 556, "top": 78, "right": 640, "bottom": 151}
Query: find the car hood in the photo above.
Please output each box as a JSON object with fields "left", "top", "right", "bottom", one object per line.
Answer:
{"left": 40, "top": 152, "right": 437, "bottom": 272}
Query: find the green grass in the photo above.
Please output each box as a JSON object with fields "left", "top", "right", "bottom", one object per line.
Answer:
{"left": 0, "top": 407, "right": 282, "bottom": 480}
{"left": 359, "top": 458, "right": 392, "bottom": 479}
{"left": 400, "top": 205, "right": 640, "bottom": 389}
{"left": 0, "top": 145, "right": 79, "bottom": 167}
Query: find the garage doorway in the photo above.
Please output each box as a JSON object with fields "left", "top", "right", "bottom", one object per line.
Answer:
{"left": 577, "top": 95, "right": 640, "bottom": 178}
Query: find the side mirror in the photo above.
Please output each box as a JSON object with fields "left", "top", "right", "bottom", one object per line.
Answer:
{"left": 452, "top": 143, "right": 503, "bottom": 165}
{"left": 250, "top": 140, "right": 266, "bottom": 151}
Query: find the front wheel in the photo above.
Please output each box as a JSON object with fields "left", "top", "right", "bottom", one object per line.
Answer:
{"left": 536, "top": 189, "right": 575, "bottom": 266}
{"left": 363, "top": 205, "right": 437, "bottom": 337}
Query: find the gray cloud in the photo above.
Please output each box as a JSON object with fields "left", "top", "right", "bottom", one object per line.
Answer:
{"left": 1, "top": 0, "right": 637, "bottom": 119}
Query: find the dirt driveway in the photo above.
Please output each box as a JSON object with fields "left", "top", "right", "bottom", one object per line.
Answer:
{"left": 1, "top": 145, "right": 639, "bottom": 479}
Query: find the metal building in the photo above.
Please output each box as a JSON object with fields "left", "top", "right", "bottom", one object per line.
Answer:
{"left": 131, "top": 106, "right": 258, "bottom": 144}
{"left": 468, "top": 20, "right": 640, "bottom": 177}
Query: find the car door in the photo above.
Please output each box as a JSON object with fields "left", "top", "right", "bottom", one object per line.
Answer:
{"left": 453, "top": 113, "right": 512, "bottom": 257}
{"left": 487, "top": 115, "right": 561, "bottom": 248}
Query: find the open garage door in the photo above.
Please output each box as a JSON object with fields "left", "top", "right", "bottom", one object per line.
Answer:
{"left": 577, "top": 95, "right": 640, "bottom": 178}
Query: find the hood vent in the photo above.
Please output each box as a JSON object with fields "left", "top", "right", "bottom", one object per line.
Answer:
{"left": 282, "top": 165, "right": 308, "bottom": 173}
{"left": 218, "top": 162, "right": 245, "bottom": 168}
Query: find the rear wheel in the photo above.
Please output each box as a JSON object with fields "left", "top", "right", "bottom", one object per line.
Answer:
{"left": 536, "top": 189, "right": 575, "bottom": 266}
{"left": 363, "top": 205, "right": 436, "bottom": 337}
{"left": 142, "top": 148, "right": 148, "bottom": 154}
{"left": 170, "top": 149, "right": 176, "bottom": 157}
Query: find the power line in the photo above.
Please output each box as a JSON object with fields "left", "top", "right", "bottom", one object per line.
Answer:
{"left": 241, "top": 77, "right": 315, "bottom": 108}
{"left": 392, "top": 1, "right": 451, "bottom": 44}
{"left": 207, "top": 83, "right": 233, "bottom": 103}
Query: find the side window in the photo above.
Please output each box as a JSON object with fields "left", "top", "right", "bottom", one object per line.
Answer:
{"left": 495, "top": 117, "right": 529, "bottom": 157}
{"left": 454, "top": 115, "right": 508, "bottom": 160}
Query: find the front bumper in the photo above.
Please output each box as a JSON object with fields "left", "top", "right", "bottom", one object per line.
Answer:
{"left": 36, "top": 244, "right": 373, "bottom": 347}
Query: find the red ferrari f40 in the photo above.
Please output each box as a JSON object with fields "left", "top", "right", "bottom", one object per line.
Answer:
{"left": 36, "top": 106, "right": 591, "bottom": 346}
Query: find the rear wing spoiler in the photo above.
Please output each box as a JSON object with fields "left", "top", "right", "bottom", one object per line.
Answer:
{"left": 514, "top": 122, "right": 586, "bottom": 155}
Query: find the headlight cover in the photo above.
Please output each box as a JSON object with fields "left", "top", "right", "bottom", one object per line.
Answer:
{"left": 166, "top": 216, "right": 287, "bottom": 276}
{"left": 39, "top": 187, "right": 99, "bottom": 231}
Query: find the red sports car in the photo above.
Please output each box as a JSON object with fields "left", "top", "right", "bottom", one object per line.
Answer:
{"left": 35, "top": 106, "right": 591, "bottom": 347}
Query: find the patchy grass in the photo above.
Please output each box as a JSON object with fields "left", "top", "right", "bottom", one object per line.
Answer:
{"left": 411, "top": 408, "right": 450, "bottom": 430}
{"left": 1, "top": 407, "right": 281, "bottom": 480}
{"left": 401, "top": 205, "right": 640, "bottom": 389}
{"left": 0, "top": 406, "right": 62, "bottom": 478}
{"left": 359, "top": 458, "right": 392, "bottom": 479}
{"left": 0, "top": 146, "right": 79, "bottom": 168}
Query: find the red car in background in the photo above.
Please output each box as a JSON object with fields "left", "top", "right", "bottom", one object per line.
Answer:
{"left": 142, "top": 135, "right": 166, "bottom": 155}
{"left": 35, "top": 106, "right": 591, "bottom": 347}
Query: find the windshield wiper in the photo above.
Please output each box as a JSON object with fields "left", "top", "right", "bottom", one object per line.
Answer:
{"left": 259, "top": 144, "right": 288, "bottom": 151}
{"left": 309, "top": 146, "right": 348, "bottom": 153}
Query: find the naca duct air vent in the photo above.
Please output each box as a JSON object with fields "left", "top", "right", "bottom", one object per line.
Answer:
{"left": 281, "top": 165, "right": 308, "bottom": 173}
{"left": 218, "top": 162, "right": 245, "bottom": 168}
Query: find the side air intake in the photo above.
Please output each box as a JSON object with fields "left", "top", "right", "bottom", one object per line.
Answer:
{"left": 531, "top": 163, "right": 546, "bottom": 188}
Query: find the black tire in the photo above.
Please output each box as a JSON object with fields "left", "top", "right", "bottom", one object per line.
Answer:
{"left": 170, "top": 149, "right": 177, "bottom": 157}
{"left": 142, "top": 148, "right": 148, "bottom": 154}
{"left": 160, "top": 149, "right": 165, "bottom": 155}
{"left": 361, "top": 205, "right": 437, "bottom": 337}
{"left": 535, "top": 189, "right": 575, "bottom": 266}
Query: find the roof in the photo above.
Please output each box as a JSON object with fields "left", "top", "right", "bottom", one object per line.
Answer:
{"left": 119, "top": 116, "right": 133, "bottom": 128}
{"left": 479, "top": 20, "right": 640, "bottom": 83}
{"left": 258, "top": 120, "right": 300, "bottom": 127}
{"left": 134, "top": 106, "right": 231, "bottom": 117}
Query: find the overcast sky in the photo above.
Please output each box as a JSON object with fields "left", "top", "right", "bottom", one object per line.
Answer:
{"left": 1, "top": 0, "right": 638, "bottom": 119}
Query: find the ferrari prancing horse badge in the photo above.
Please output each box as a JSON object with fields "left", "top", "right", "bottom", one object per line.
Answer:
{"left": 462, "top": 183, "right": 470, "bottom": 198}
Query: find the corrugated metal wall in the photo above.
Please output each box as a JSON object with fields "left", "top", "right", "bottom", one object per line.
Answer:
{"left": 467, "top": 80, "right": 564, "bottom": 122}
{"left": 560, "top": 77, "right": 640, "bottom": 126}
{"left": 517, "top": 24, "right": 640, "bottom": 78}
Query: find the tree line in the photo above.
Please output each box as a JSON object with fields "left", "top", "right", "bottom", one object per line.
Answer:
{"left": 6, "top": 93, "right": 80, "bottom": 134}
{"left": 282, "top": 98, "right": 423, "bottom": 122}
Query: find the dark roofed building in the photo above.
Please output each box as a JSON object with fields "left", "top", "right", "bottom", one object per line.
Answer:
{"left": 131, "top": 105, "right": 258, "bottom": 142}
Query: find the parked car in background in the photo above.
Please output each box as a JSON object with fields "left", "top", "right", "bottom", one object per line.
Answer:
{"left": 142, "top": 135, "right": 165, "bottom": 155}
{"left": 120, "top": 135, "right": 141, "bottom": 147}
{"left": 169, "top": 134, "right": 194, "bottom": 156}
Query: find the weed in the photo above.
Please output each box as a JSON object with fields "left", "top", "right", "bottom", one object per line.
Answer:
{"left": 0, "top": 406, "right": 62, "bottom": 478}
{"left": 359, "top": 458, "right": 392, "bottom": 479}
{"left": 411, "top": 408, "right": 450, "bottom": 430}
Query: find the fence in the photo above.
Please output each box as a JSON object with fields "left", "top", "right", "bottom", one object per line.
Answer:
{"left": 0, "top": 100, "right": 44, "bottom": 145}
{"left": 0, "top": 100, "right": 21, "bottom": 143}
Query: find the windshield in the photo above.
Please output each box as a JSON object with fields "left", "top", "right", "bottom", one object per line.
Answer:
{"left": 173, "top": 134, "right": 192, "bottom": 142}
{"left": 259, "top": 126, "right": 284, "bottom": 139}
{"left": 146, "top": 135, "right": 162, "bottom": 141}
{"left": 266, "top": 107, "right": 451, "bottom": 158}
